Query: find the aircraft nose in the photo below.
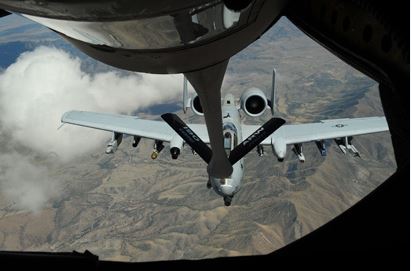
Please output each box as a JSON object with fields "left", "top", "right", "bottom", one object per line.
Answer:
{"left": 220, "top": 184, "right": 235, "bottom": 196}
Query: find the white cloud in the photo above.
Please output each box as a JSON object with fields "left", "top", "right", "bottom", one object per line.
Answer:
{"left": 0, "top": 46, "right": 182, "bottom": 161}
{"left": 0, "top": 152, "right": 59, "bottom": 213}
{"left": 0, "top": 46, "right": 183, "bottom": 211}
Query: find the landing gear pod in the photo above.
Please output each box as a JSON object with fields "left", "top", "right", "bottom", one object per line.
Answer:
{"left": 170, "top": 135, "right": 184, "bottom": 159}
{"left": 170, "top": 147, "right": 180, "bottom": 160}
{"left": 272, "top": 137, "right": 286, "bottom": 162}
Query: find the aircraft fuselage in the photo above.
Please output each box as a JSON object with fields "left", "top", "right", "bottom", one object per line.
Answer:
{"left": 209, "top": 94, "right": 244, "bottom": 203}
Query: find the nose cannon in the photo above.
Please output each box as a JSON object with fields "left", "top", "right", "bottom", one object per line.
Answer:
{"left": 210, "top": 177, "right": 235, "bottom": 206}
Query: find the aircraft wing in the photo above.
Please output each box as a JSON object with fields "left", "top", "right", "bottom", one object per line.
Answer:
{"left": 242, "top": 116, "right": 389, "bottom": 145}
{"left": 61, "top": 110, "right": 209, "bottom": 143}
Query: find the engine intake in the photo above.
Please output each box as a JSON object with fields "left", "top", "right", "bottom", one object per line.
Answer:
{"left": 240, "top": 88, "right": 267, "bottom": 117}
{"left": 191, "top": 95, "right": 204, "bottom": 116}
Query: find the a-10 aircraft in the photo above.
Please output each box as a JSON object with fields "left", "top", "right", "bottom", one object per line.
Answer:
{"left": 61, "top": 70, "right": 388, "bottom": 206}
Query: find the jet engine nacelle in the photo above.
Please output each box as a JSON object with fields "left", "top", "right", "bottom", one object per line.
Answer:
{"left": 272, "top": 137, "right": 286, "bottom": 162}
{"left": 170, "top": 135, "right": 184, "bottom": 159}
{"left": 240, "top": 88, "right": 268, "bottom": 117}
{"left": 191, "top": 95, "right": 204, "bottom": 116}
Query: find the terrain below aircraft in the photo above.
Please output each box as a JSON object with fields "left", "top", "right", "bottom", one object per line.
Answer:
{"left": 61, "top": 71, "right": 389, "bottom": 206}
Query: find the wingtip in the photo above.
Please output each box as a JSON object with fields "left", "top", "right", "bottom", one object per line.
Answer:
{"left": 61, "top": 112, "right": 68, "bottom": 123}
{"left": 61, "top": 110, "right": 74, "bottom": 123}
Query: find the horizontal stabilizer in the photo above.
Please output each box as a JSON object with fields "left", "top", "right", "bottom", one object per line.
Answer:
{"left": 161, "top": 113, "right": 212, "bottom": 163}
{"left": 229, "top": 117, "right": 285, "bottom": 165}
